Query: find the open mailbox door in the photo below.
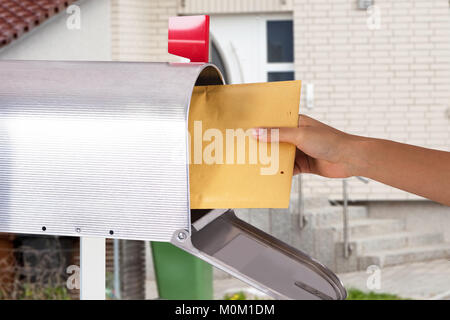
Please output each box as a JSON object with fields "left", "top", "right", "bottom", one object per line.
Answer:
{"left": 173, "top": 210, "right": 346, "bottom": 300}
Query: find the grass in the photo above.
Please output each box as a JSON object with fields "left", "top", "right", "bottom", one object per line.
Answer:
{"left": 346, "top": 288, "right": 406, "bottom": 300}
{"left": 224, "top": 291, "right": 247, "bottom": 300}
{"left": 223, "top": 288, "right": 407, "bottom": 300}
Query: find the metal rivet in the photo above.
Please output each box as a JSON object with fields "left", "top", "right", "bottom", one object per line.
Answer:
{"left": 42, "top": 226, "right": 46, "bottom": 231}
{"left": 109, "top": 230, "right": 114, "bottom": 235}
{"left": 177, "top": 231, "right": 187, "bottom": 241}
{"left": 76, "top": 227, "right": 81, "bottom": 233}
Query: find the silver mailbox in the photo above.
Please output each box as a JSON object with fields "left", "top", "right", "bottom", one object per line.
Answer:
{"left": 0, "top": 60, "right": 346, "bottom": 300}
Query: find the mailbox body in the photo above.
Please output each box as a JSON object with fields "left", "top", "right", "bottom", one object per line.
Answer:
{"left": 0, "top": 60, "right": 222, "bottom": 241}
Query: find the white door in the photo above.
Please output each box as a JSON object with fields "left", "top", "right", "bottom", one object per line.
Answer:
{"left": 210, "top": 14, "right": 294, "bottom": 85}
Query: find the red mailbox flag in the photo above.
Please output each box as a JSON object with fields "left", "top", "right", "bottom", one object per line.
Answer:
{"left": 168, "top": 15, "right": 210, "bottom": 63}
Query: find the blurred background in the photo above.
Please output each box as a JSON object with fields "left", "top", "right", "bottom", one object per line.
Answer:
{"left": 0, "top": 0, "right": 449, "bottom": 300}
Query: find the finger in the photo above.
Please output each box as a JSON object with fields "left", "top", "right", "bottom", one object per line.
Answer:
{"left": 299, "top": 114, "right": 343, "bottom": 135}
{"left": 293, "top": 163, "right": 301, "bottom": 175}
{"left": 251, "top": 127, "right": 303, "bottom": 145}
{"left": 293, "top": 150, "right": 303, "bottom": 175}
{"left": 298, "top": 114, "right": 317, "bottom": 127}
{"left": 295, "top": 149, "right": 313, "bottom": 174}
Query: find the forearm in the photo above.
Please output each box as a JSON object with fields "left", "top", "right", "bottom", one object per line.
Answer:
{"left": 346, "top": 136, "right": 450, "bottom": 206}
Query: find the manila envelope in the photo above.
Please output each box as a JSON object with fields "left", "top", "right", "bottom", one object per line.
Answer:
{"left": 188, "top": 80, "right": 301, "bottom": 209}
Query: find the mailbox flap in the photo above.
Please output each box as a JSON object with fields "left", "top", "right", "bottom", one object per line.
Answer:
{"left": 172, "top": 210, "right": 347, "bottom": 300}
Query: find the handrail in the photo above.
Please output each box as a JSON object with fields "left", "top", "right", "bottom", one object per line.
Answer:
{"left": 295, "top": 174, "right": 368, "bottom": 255}
{"left": 342, "top": 179, "right": 349, "bottom": 258}
{"left": 355, "top": 176, "right": 370, "bottom": 184}
{"left": 342, "top": 177, "right": 369, "bottom": 258}
{"left": 298, "top": 174, "right": 306, "bottom": 229}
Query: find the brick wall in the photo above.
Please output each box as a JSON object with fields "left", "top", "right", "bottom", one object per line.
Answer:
{"left": 111, "top": 0, "right": 177, "bottom": 62}
{"left": 293, "top": 0, "right": 450, "bottom": 200}
{"left": 178, "top": 0, "right": 293, "bottom": 14}
{"left": 110, "top": 0, "right": 450, "bottom": 201}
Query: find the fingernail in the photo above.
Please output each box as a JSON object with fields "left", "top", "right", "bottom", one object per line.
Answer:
{"left": 251, "top": 128, "right": 259, "bottom": 137}
{"left": 252, "top": 128, "right": 267, "bottom": 141}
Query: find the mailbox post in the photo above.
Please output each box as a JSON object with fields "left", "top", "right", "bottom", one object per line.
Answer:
{"left": 80, "top": 237, "right": 106, "bottom": 300}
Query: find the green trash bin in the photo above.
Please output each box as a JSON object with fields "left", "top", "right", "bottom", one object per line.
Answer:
{"left": 151, "top": 241, "right": 213, "bottom": 300}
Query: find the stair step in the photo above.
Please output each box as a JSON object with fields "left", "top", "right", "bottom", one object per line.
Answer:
{"left": 330, "top": 219, "right": 405, "bottom": 240}
{"left": 350, "top": 232, "right": 444, "bottom": 254}
{"left": 305, "top": 206, "right": 368, "bottom": 227}
{"left": 359, "top": 243, "right": 450, "bottom": 269}
{"left": 302, "top": 197, "right": 333, "bottom": 209}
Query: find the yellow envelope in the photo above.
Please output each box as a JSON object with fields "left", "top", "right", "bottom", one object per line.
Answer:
{"left": 188, "top": 80, "right": 301, "bottom": 209}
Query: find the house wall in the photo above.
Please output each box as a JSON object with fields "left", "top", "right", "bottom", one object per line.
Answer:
{"left": 178, "top": 0, "right": 293, "bottom": 14}
{"left": 293, "top": 0, "right": 450, "bottom": 201}
{"left": 0, "top": 0, "right": 111, "bottom": 61}
{"left": 111, "top": 0, "right": 177, "bottom": 62}
{"left": 126, "top": 0, "right": 450, "bottom": 202}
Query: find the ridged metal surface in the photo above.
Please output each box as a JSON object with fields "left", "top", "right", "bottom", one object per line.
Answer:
{"left": 0, "top": 60, "right": 223, "bottom": 241}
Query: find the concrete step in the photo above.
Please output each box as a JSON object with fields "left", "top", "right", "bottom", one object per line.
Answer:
{"left": 349, "top": 232, "right": 444, "bottom": 255}
{"left": 302, "top": 197, "right": 333, "bottom": 210}
{"left": 234, "top": 205, "right": 367, "bottom": 231}
{"left": 329, "top": 218, "right": 405, "bottom": 241}
{"left": 359, "top": 243, "right": 450, "bottom": 269}
{"left": 304, "top": 205, "right": 368, "bottom": 228}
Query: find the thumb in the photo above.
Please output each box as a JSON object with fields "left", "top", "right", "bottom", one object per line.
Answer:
{"left": 251, "top": 127, "right": 302, "bottom": 146}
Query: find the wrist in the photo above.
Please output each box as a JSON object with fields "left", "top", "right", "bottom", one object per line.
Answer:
{"left": 341, "top": 134, "right": 372, "bottom": 177}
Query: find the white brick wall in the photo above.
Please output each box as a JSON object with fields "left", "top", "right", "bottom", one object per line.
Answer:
{"left": 293, "top": 0, "right": 450, "bottom": 200}
{"left": 111, "top": 0, "right": 177, "bottom": 62}
{"left": 178, "top": 0, "right": 293, "bottom": 14}
{"left": 111, "top": 0, "right": 450, "bottom": 201}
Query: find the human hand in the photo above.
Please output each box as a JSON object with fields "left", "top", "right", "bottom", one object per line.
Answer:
{"left": 252, "top": 115, "right": 359, "bottom": 178}
{"left": 253, "top": 114, "right": 450, "bottom": 205}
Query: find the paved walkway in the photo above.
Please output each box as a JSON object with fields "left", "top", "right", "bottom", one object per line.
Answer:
{"left": 146, "top": 259, "right": 450, "bottom": 300}
{"left": 338, "top": 259, "right": 450, "bottom": 300}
